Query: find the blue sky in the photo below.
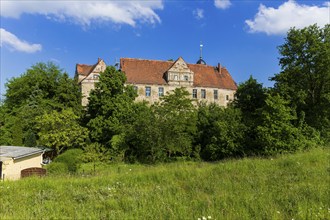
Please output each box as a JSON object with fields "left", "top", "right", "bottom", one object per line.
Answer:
{"left": 1, "top": 0, "right": 329, "bottom": 99}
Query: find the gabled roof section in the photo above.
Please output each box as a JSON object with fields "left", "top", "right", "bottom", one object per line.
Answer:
{"left": 188, "top": 64, "right": 237, "bottom": 89}
{"left": 167, "top": 57, "right": 192, "bottom": 73}
{"left": 75, "top": 58, "right": 104, "bottom": 83}
{"left": 120, "top": 57, "right": 237, "bottom": 90}
{"left": 120, "top": 58, "right": 173, "bottom": 85}
{"left": 76, "top": 64, "right": 96, "bottom": 76}
{"left": 0, "top": 146, "right": 44, "bottom": 161}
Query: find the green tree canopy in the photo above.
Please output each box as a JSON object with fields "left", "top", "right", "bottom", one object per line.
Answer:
{"left": 0, "top": 62, "right": 82, "bottom": 146}
{"left": 5, "top": 62, "right": 81, "bottom": 112}
{"left": 256, "top": 94, "right": 320, "bottom": 155}
{"left": 36, "top": 108, "right": 88, "bottom": 155}
{"left": 197, "top": 103, "right": 246, "bottom": 160}
{"left": 85, "top": 66, "right": 137, "bottom": 154}
{"left": 234, "top": 75, "right": 267, "bottom": 115}
{"left": 154, "top": 88, "right": 198, "bottom": 159}
{"left": 233, "top": 76, "right": 267, "bottom": 154}
{"left": 120, "top": 88, "right": 198, "bottom": 163}
{"left": 271, "top": 24, "right": 330, "bottom": 140}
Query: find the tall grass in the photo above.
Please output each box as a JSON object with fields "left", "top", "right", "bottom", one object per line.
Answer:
{"left": 0, "top": 147, "right": 329, "bottom": 219}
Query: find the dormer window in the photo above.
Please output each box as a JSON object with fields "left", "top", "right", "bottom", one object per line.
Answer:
{"left": 184, "top": 75, "right": 189, "bottom": 81}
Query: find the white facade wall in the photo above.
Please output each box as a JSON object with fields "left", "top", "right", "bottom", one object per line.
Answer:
{"left": 1, "top": 154, "right": 43, "bottom": 180}
{"left": 133, "top": 84, "right": 235, "bottom": 106}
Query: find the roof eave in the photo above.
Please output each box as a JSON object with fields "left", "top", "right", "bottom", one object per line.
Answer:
{"left": 13, "top": 150, "right": 44, "bottom": 160}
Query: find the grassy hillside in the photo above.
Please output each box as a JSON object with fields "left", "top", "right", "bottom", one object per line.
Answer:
{"left": 0, "top": 147, "right": 329, "bottom": 219}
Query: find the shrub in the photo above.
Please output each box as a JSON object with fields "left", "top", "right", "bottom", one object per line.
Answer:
{"left": 53, "top": 149, "right": 83, "bottom": 173}
{"left": 46, "top": 162, "right": 69, "bottom": 174}
{"left": 197, "top": 104, "right": 246, "bottom": 160}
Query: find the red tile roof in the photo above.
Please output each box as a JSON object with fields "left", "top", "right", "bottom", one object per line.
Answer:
{"left": 120, "top": 58, "right": 237, "bottom": 90}
{"left": 76, "top": 63, "right": 96, "bottom": 76}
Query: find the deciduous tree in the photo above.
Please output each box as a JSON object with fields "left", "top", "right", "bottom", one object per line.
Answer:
{"left": 85, "top": 66, "right": 137, "bottom": 154}
{"left": 36, "top": 108, "right": 88, "bottom": 155}
{"left": 272, "top": 24, "right": 330, "bottom": 140}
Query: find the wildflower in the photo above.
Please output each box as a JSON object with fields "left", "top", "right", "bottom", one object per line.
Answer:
{"left": 208, "top": 216, "right": 212, "bottom": 219}
{"left": 202, "top": 217, "right": 207, "bottom": 220}
{"left": 277, "top": 211, "right": 280, "bottom": 214}
{"left": 198, "top": 218, "right": 201, "bottom": 220}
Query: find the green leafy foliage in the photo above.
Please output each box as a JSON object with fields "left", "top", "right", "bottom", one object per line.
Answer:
{"left": 36, "top": 108, "right": 89, "bottom": 155}
{"left": 233, "top": 76, "right": 268, "bottom": 154}
{"left": 154, "top": 88, "right": 197, "bottom": 159}
{"left": 0, "top": 62, "right": 82, "bottom": 146}
{"left": 47, "top": 162, "right": 69, "bottom": 174}
{"left": 5, "top": 62, "right": 81, "bottom": 112}
{"left": 48, "top": 149, "right": 84, "bottom": 173}
{"left": 234, "top": 75, "right": 267, "bottom": 115}
{"left": 256, "top": 94, "right": 320, "bottom": 155}
{"left": 120, "top": 88, "right": 197, "bottom": 163}
{"left": 118, "top": 102, "right": 165, "bottom": 163}
{"left": 272, "top": 24, "right": 330, "bottom": 140}
{"left": 86, "top": 66, "right": 137, "bottom": 153}
{"left": 197, "top": 103, "right": 246, "bottom": 160}
{"left": 82, "top": 143, "right": 110, "bottom": 163}
{"left": 24, "top": 129, "right": 37, "bottom": 147}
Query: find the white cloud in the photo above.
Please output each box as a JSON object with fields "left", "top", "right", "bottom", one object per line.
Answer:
{"left": 0, "top": 1, "right": 164, "bottom": 27}
{"left": 193, "top": 8, "right": 204, "bottom": 20}
{"left": 0, "top": 28, "right": 42, "bottom": 53}
{"left": 214, "top": 0, "right": 231, "bottom": 9}
{"left": 245, "top": 0, "right": 330, "bottom": 35}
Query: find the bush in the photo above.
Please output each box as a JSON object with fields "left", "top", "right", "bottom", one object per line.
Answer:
{"left": 196, "top": 104, "right": 246, "bottom": 161}
{"left": 53, "top": 149, "right": 83, "bottom": 173}
{"left": 46, "top": 162, "right": 69, "bottom": 174}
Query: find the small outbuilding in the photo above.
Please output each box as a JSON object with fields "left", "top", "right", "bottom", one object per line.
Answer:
{"left": 0, "top": 146, "right": 45, "bottom": 180}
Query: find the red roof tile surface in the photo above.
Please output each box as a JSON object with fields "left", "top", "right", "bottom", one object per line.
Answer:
{"left": 76, "top": 64, "right": 96, "bottom": 76}
{"left": 120, "top": 58, "right": 237, "bottom": 90}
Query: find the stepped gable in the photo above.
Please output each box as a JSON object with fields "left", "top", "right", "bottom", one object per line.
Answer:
{"left": 120, "top": 57, "right": 237, "bottom": 90}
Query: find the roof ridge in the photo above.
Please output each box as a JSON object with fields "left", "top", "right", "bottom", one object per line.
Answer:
{"left": 121, "top": 57, "right": 174, "bottom": 63}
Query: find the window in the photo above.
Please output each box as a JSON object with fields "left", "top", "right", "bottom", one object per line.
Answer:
{"left": 184, "top": 75, "right": 189, "bottom": 81}
{"left": 134, "top": 86, "right": 138, "bottom": 91}
{"left": 226, "top": 95, "right": 229, "bottom": 101}
{"left": 93, "top": 74, "right": 99, "bottom": 79}
{"left": 145, "top": 87, "right": 151, "bottom": 97}
{"left": 192, "top": 89, "right": 197, "bottom": 99}
{"left": 214, "top": 90, "right": 218, "bottom": 100}
{"left": 201, "top": 89, "right": 206, "bottom": 99}
{"left": 174, "top": 75, "right": 178, "bottom": 80}
{"left": 158, "top": 87, "right": 164, "bottom": 97}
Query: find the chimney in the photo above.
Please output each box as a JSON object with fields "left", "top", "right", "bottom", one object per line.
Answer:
{"left": 218, "top": 63, "right": 221, "bottom": 74}
{"left": 98, "top": 57, "right": 102, "bottom": 63}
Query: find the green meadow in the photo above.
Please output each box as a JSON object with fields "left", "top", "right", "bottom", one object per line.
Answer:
{"left": 0, "top": 147, "right": 329, "bottom": 220}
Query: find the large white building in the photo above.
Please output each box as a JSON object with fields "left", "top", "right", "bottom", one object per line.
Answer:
{"left": 76, "top": 57, "right": 237, "bottom": 106}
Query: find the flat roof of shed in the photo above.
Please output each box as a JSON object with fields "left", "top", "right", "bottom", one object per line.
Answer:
{"left": 0, "top": 146, "right": 44, "bottom": 161}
